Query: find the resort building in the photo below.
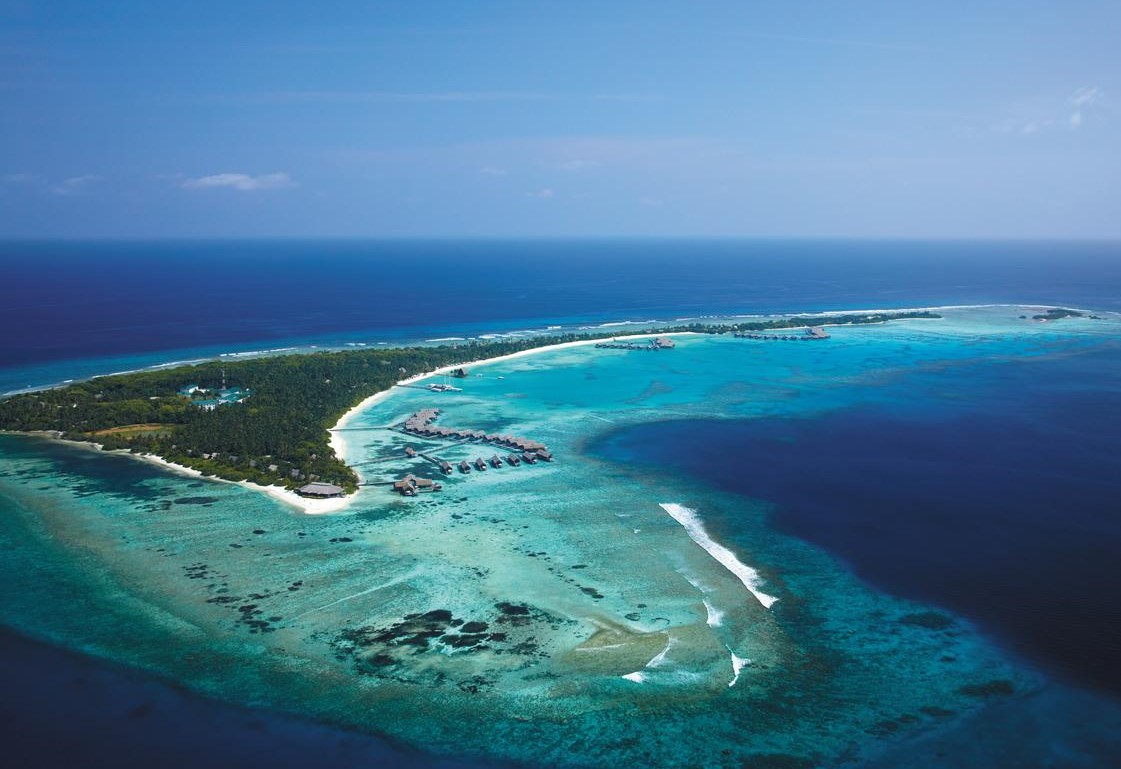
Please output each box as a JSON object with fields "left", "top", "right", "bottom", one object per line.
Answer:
{"left": 296, "top": 482, "right": 345, "bottom": 498}
{"left": 183, "top": 384, "right": 252, "bottom": 409}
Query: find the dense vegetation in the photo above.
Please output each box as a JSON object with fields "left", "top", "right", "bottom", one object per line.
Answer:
{"left": 1031, "top": 308, "right": 1083, "bottom": 320}
{"left": 0, "top": 311, "right": 938, "bottom": 493}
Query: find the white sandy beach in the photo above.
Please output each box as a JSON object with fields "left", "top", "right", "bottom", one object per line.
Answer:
{"left": 326, "top": 331, "right": 703, "bottom": 479}
{"left": 96, "top": 332, "right": 700, "bottom": 516}
{"left": 125, "top": 450, "right": 353, "bottom": 514}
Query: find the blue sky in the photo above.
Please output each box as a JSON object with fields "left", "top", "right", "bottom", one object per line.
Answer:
{"left": 1, "top": 1, "right": 1118, "bottom": 238}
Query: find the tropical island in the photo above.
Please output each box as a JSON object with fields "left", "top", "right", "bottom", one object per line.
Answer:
{"left": 1032, "top": 307, "right": 1085, "bottom": 320}
{"left": 0, "top": 311, "right": 938, "bottom": 498}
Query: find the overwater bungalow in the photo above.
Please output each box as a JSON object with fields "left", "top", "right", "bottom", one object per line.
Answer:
{"left": 439, "top": 460, "right": 453, "bottom": 474}
{"left": 474, "top": 457, "right": 488, "bottom": 471}
{"left": 393, "top": 474, "right": 442, "bottom": 496}
{"left": 405, "top": 446, "right": 417, "bottom": 458}
{"left": 393, "top": 476, "right": 418, "bottom": 496}
{"left": 521, "top": 451, "right": 538, "bottom": 464}
{"left": 506, "top": 454, "right": 521, "bottom": 466}
{"left": 489, "top": 455, "right": 503, "bottom": 468}
{"left": 536, "top": 449, "right": 553, "bottom": 462}
{"left": 458, "top": 460, "right": 472, "bottom": 474}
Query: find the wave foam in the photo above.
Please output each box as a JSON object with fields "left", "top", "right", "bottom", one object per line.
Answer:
{"left": 621, "top": 636, "right": 676, "bottom": 684}
{"left": 728, "top": 650, "right": 751, "bottom": 688}
{"left": 660, "top": 503, "right": 778, "bottom": 609}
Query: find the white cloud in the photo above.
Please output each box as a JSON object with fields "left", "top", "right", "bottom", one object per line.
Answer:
{"left": 527, "top": 188, "right": 554, "bottom": 199}
{"left": 52, "top": 174, "right": 100, "bottom": 196}
{"left": 1068, "top": 86, "right": 1102, "bottom": 130}
{"left": 551, "top": 159, "right": 600, "bottom": 172}
{"left": 2, "top": 173, "right": 99, "bottom": 195}
{"left": 2, "top": 173, "right": 43, "bottom": 185}
{"left": 1069, "top": 86, "right": 1101, "bottom": 108}
{"left": 181, "top": 172, "right": 295, "bottom": 191}
{"left": 479, "top": 166, "right": 507, "bottom": 176}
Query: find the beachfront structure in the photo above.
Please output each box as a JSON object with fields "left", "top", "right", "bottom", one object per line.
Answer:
{"left": 594, "top": 337, "right": 678, "bottom": 351}
{"left": 177, "top": 384, "right": 200, "bottom": 396}
{"left": 297, "top": 482, "right": 345, "bottom": 498}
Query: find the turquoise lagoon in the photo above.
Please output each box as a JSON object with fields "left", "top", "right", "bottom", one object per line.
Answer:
{"left": 2, "top": 306, "right": 1120, "bottom": 767}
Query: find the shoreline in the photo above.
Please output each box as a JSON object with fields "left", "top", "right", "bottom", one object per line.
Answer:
{"left": 7, "top": 302, "right": 1107, "bottom": 399}
{"left": 129, "top": 452, "right": 353, "bottom": 515}
{"left": 8, "top": 332, "right": 701, "bottom": 516}
{"left": 1, "top": 432, "right": 353, "bottom": 516}
{"left": 328, "top": 331, "right": 703, "bottom": 486}
{"left": 6, "top": 304, "right": 1108, "bottom": 514}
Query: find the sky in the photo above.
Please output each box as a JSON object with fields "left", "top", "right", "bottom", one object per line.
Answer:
{"left": 1, "top": 1, "right": 1119, "bottom": 238}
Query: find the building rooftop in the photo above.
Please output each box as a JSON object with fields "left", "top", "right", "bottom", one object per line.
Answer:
{"left": 297, "top": 482, "right": 345, "bottom": 497}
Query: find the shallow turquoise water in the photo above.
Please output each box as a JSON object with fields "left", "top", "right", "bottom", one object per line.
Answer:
{"left": 2, "top": 307, "right": 1120, "bottom": 767}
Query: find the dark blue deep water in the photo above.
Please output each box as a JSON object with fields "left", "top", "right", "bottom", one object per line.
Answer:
{"left": 592, "top": 343, "right": 1121, "bottom": 698}
{"left": 3, "top": 239, "right": 1121, "bottom": 369}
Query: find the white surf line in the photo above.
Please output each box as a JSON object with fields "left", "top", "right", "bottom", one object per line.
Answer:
{"left": 659, "top": 503, "right": 778, "bottom": 609}
{"left": 678, "top": 570, "right": 725, "bottom": 627}
{"left": 587, "top": 413, "right": 616, "bottom": 423}
{"left": 703, "top": 599, "right": 725, "bottom": 628}
{"left": 621, "top": 635, "right": 676, "bottom": 683}
{"left": 286, "top": 568, "right": 421, "bottom": 622}
{"left": 726, "top": 646, "right": 752, "bottom": 688}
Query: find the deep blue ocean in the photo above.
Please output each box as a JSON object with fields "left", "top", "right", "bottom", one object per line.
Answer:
{"left": 2, "top": 239, "right": 1121, "bottom": 767}
{"left": 3, "top": 239, "right": 1121, "bottom": 391}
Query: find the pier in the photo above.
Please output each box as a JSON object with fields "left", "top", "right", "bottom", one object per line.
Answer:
{"left": 733, "top": 326, "right": 830, "bottom": 341}
{"left": 399, "top": 408, "right": 555, "bottom": 464}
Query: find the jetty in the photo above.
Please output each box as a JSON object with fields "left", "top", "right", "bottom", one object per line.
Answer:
{"left": 399, "top": 408, "right": 555, "bottom": 464}
{"left": 594, "top": 336, "right": 677, "bottom": 351}
{"left": 734, "top": 326, "right": 830, "bottom": 341}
